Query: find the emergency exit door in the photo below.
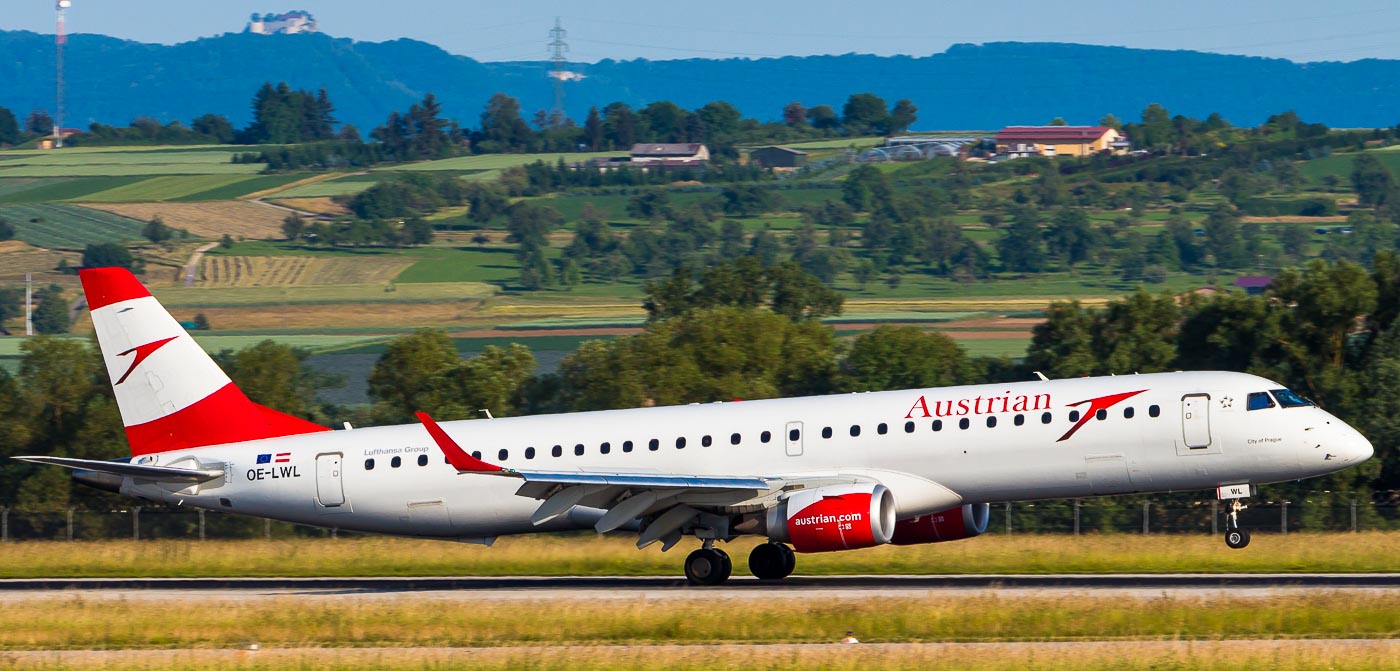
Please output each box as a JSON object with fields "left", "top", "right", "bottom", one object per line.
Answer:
{"left": 1181, "top": 394, "right": 1212, "bottom": 449}
{"left": 785, "top": 421, "right": 804, "bottom": 456}
{"left": 316, "top": 453, "right": 345, "bottom": 507}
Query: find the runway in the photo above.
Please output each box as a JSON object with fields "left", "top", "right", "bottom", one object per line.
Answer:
{"left": 0, "top": 573, "right": 1395, "bottom": 601}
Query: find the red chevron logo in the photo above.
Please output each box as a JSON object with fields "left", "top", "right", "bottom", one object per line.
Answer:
{"left": 115, "top": 336, "right": 177, "bottom": 385}
{"left": 1056, "top": 389, "right": 1148, "bottom": 442}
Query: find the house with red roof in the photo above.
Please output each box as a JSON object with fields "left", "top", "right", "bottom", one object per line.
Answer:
{"left": 994, "top": 126, "right": 1128, "bottom": 158}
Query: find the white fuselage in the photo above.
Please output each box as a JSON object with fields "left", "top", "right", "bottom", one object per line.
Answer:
{"left": 123, "top": 371, "right": 1371, "bottom": 542}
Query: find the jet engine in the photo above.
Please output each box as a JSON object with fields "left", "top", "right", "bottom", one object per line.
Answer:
{"left": 763, "top": 483, "right": 896, "bottom": 553}
{"left": 890, "top": 502, "right": 991, "bottom": 545}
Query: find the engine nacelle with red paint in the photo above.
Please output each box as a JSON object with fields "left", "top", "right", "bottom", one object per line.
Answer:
{"left": 765, "top": 484, "right": 896, "bottom": 553}
{"left": 890, "top": 503, "right": 991, "bottom": 545}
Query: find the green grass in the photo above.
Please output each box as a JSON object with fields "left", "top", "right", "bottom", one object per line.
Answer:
{"left": 763, "top": 137, "right": 888, "bottom": 150}
{"left": 149, "top": 282, "right": 496, "bottom": 308}
{"left": 393, "top": 247, "right": 521, "bottom": 284}
{"left": 0, "top": 178, "right": 63, "bottom": 198}
{"left": 267, "top": 176, "right": 382, "bottom": 198}
{"left": 950, "top": 337, "right": 1031, "bottom": 358}
{"left": 0, "top": 204, "right": 146, "bottom": 247}
{"left": 0, "top": 176, "right": 151, "bottom": 203}
{"left": 1298, "top": 149, "right": 1400, "bottom": 184}
{"left": 76, "top": 175, "right": 261, "bottom": 202}
{"left": 172, "top": 173, "right": 312, "bottom": 201}
{"left": 0, "top": 162, "right": 263, "bottom": 178}
{"left": 0, "top": 335, "right": 391, "bottom": 357}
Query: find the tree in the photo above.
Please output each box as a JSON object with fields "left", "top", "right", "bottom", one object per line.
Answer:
{"left": 142, "top": 217, "right": 173, "bottom": 245}
{"left": 842, "top": 93, "right": 889, "bottom": 136}
{"left": 583, "top": 106, "right": 604, "bottom": 151}
{"left": 1350, "top": 153, "right": 1394, "bottom": 208}
{"left": 193, "top": 313, "right": 211, "bottom": 331}
{"left": 214, "top": 341, "right": 322, "bottom": 420}
{"left": 843, "top": 327, "right": 968, "bottom": 392}
{"left": 190, "top": 113, "right": 235, "bottom": 143}
{"left": 1203, "top": 205, "right": 1247, "bottom": 268}
{"left": 719, "top": 185, "right": 777, "bottom": 217}
{"left": 31, "top": 286, "right": 70, "bottom": 335}
{"left": 805, "top": 105, "right": 840, "bottom": 131}
{"left": 602, "top": 102, "right": 637, "bottom": 149}
{"left": 1045, "top": 208, "right": 1095, "bottom": 267}
{"left": 842, "top": 165, "right": 891, "bottom": 212}
{"left": 477, "top": 93, "right": 533, "bottom": 153}
{"left": 1025, "top": 301, "right": 1098, "bottom": 378}
{"left": 0, "top": 106, "right": 20, "bottom": 145}
{"left": 81, "top": 243, "right": 133, "bottom": 270}
{"left": 638, "top": 101, "right": 687, "bottom": 143}
{"left": 281, "top": 213, "right": 306, "bottom": 241}
{"left": 1048, "top": 117, "right": 1068, "bottom": 126}
{"left": 782, "top": 101, "right": 808, "bottom": 127}
{"left": 367, "top": 329, "right": 463, "bottom": 421}
{"left": 1098, "top": 113, "right": 1123, "bottom": 130}
{"left": 997, "top": 208, "right": 1046, "bottom": 273}
{"left": 888, "top": 99, "right": 918, "bottom": 134}
{"left": 26, "top": 110, "right": 54, "bottom": 136}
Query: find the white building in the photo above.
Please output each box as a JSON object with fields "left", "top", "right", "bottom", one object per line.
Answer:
{"left": 247, "top": 11, "right": 318, "bottom": 35}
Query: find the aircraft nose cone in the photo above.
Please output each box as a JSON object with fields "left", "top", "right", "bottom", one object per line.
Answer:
{"left": 1347, "top": 430, "right": 1375, "bottom": 464}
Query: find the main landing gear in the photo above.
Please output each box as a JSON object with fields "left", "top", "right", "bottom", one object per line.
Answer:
{"left": 748, "top": 542, "right": 796, "bottom": 581}
{"left": 684, "top": 542, "right": 797, "bottom": 585}
{"left": 1224, "top": 498, "right": 1251, "bottom": 549}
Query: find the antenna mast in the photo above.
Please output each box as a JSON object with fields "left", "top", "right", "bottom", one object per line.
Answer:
{"left": 55, "top": 0, "right": 70, "bottom": 148}
{"left": 547, "top": 17, "right": 569, "bottom": 127}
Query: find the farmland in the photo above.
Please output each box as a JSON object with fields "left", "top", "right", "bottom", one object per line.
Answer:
{"left": 85, "top": 201, "right": 291, "bottom": 239}
{"left": 0, "top": 204, "right": 147, "bottom": 247}
{"left": 197, "top": 255, "right": 414, "bottom": 287}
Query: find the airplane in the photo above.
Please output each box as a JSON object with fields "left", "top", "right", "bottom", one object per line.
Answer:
{"left": 16, "top": 267, "right": 1374, "bottom": 585}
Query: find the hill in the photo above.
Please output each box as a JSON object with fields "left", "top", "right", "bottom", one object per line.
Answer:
{"left": 4, "top": 31, "right": 1400, "bottom": 131}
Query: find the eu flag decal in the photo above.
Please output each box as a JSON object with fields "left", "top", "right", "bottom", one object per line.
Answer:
{"left": 256, "top": 454, "right": 272, "bottom": 464}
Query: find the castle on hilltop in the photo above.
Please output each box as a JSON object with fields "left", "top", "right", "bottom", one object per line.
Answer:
{"left": 246, "top": 11, "right": 318, "bottom": 35}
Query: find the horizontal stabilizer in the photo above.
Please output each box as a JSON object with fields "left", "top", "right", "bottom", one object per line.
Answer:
{"left": 11, "top": 456, "right": 223, "bottom": 483}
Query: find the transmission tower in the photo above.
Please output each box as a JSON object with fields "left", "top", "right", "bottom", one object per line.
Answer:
{"left": 546, "top": 16, "right": 569, "bottom": 126}
{"left": 55, "top": 1, "right": 70, "bottom": 148}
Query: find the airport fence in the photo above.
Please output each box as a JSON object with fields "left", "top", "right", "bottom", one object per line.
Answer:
{"left": 0, "top": 497, "right": 1397, "bottom": 542}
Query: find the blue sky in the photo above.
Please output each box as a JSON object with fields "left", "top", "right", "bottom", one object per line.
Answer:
{"left": 6, "top": 1, "right": 1400, "bottom": 63}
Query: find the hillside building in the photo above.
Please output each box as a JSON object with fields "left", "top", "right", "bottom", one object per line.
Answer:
{"left": 749, "top": 146, "right": 809, "bottom": 169}
{"left": 629, "top": 143, "right": 709, "bottom": 166}
{"left": 247, "top": 11, "right": 318, "bottom": 35}
{"left": 994, "top": 126, "right": 1128, "bottom": 158}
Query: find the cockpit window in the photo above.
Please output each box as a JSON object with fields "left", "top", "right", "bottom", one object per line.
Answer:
{"left": 1270, "top": 389, "right": 1313, "bottom": 408}
{"left": 1247, "top": 392, "right": 1275, "bottom": 411}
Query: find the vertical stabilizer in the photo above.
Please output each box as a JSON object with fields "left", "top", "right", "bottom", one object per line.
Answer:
{"left": 79, "top": 268, "right": 329, "bottom": 455}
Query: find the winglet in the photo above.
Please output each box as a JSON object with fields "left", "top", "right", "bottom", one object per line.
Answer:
{"left": 415, "top": 412, "right": 505, "bottom": 473}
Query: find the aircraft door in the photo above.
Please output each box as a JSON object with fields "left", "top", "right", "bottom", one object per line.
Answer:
{"left": 784, "top": 421, "right": 804, "bottom": 457}
{"left": 316, "top": 452, "right": 345, "bottom": 507}
{"left": 1181, "top": 394, "right": 1211, "bottom": 449}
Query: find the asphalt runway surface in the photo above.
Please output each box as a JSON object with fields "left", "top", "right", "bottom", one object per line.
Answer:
{"left": 0, "top": 573, "right": 1395, "bottom": 601}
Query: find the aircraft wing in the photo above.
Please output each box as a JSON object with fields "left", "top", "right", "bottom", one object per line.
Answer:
{"left": 11, "top": 456, "right": 224, "bottom": 483}
{"left": 417, "top": 412, "right": 862, "bottom": 549}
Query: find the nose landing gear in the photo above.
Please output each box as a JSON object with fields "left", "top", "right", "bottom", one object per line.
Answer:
{"left": 1224, "top": 498, "right": 1251, "bottom": 549}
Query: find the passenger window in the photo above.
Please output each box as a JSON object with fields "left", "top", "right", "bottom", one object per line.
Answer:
{"left": 730, "top": 433, "right": 741, "bottom": 445}
{"left": 391, "top": 456, "right": 402, "bottom": 468}
{"left": 417, "top": 454, "right": 428, "bottom": 467}
{"left": 601, "top": 442, "right": 611, "bottom": 454}
{"left": 471, "top": 451, "right": 482, "bottom": 460}
{"left": 986, "top": 416, "right": 997, "bottom": 428}
{"left": 904, "top": 421, "right": 915, "bottom": 433}
{"left": 365, "top": 458, "right": 375, "bottom": 470}
{"left": 789, "top": 428, "right": 801, "bottom": 442}
{"left": 761, "top": 431, "right": 772, "bottom": 443}
{"left": 877, "top": 423, "right": 888, "bottom": 435}
{"left": 649, "top": 439, "right": 660, "bottom": 451}
{"left": 1124, "top": 407, "right": 1135, "bottom": 419}
{"left": 1096, "top": 409, "right": 1107, "bottom": 420}
{"left": 676, "top": 437, "right": 686, "bottom": 449}
{"left": 702, "top": 435, "right": 712, "bottom": 447}
{"left": 623, "top": 440, "right": 634, "bottom": 453}
{"left": 1270, "top": 389, "right": 1312, "bottom": 408}
{"left": 822, "top": 427, "right": 833, "bottom": 439}
{"left": 958, "top": 418, "right": 970, "bottom": 430}
{"left": 1068, "top": 410, "right": 1081, "bottom": 422}
{"left": 1041, "top": 412, "right": 1052, "bottom": 424}
{"left": 575, "top": 444, "right": 585, "bottom": 456}
{"left": 552, "top": 445, "right": 562, "bottom": 458}
{"left": 933, "top": 420, "right": 943, "bottom": 431}
{"left": 1149, "top": 405, "right": 1161, "bottom": 417}
{"left": 497, "top": 449, "right": 508, "bottom": 461}
{"left": 1014, "top": 414, "right": 1025, "bottom": 426}
{"left": 849, "top": 425, "right": 861, "bottom": 437}
{"left": 525, "top": 447, "right": 536, "bottom": 460}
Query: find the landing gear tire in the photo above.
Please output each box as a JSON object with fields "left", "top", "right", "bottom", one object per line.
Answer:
{"left": 749, "top": 543, "right": 796, "bottom": 580}
{"left": 1225, "top": 528, "right": 1251, "bottom": 549}
{"left": 685, "top": 548, "right": 733, "bottom": 585}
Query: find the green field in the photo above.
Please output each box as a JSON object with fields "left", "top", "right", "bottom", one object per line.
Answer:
{"left": 0, "top": 176, "right": 151, "bottom": 203}
{"left": 149, "top": 281, "right": 496, "bottom": 307}
{"left": 0, "top": 146, "right": 262, "bottom": 178}
{"left": 1299, "top": 149, "right": 1400, "bottom": 183}
{"left": 393, "top": 247, "right": 523, "bottom": 284}
{"left": 0, "top": 204, "right": 146, "bottom": 247}
{"left": 268, "top": 176, "right": 382, "bottom": 198}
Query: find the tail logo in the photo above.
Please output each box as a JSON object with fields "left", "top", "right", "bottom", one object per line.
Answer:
{"left": 1056, "top": 389, "right": 1147, "bottom": 442}
{"left": 115, "top": 336, "right": 178, "bottom": 385}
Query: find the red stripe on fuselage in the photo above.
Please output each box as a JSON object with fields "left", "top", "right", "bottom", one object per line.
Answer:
{"left": 124, "top": 382, "right": 330, "bottom": 455}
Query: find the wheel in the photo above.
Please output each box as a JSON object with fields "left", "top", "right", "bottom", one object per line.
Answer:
{"left": 685, "top": 548, "right": 732, "bottom": 585}
{"left": 1225, "top": 528, "right": 1251, "bottom": 549}
{"left": 749, "top": 543, "right": 794, "bottom": 580}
